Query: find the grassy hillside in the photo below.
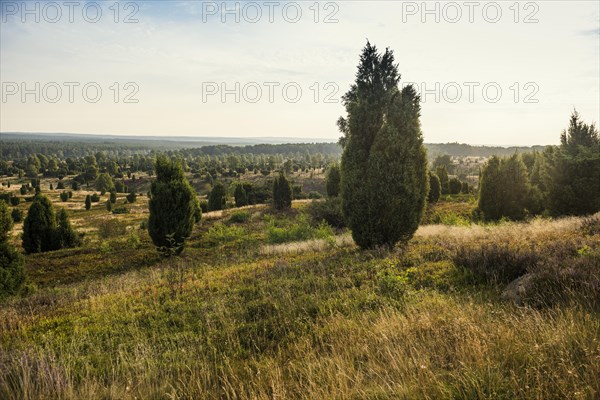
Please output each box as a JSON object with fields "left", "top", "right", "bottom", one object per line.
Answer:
{"left": 1, "top": 195, "right": 599, "bottom": 399}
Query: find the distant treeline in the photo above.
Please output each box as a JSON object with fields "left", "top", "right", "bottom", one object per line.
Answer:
{"left": 1, "top": 135, "right": 547, "bottom": 161}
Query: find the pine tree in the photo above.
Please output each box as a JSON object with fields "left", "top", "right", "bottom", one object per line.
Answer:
{"left": 428, "top": 171, "right": 441, "bottom": 203}
{"left": 273, "top": 172, "right": 292, "bottom": 210}
{"left": 22, "top": 195, "right": 57, "bottom": 253}
{"left": 148, "top": 155, "right": 198, "bottom": 256}
{"left": 338, "top": 42, "right": 428, "bottom": 248}
{"left": 85, "top": 195, "right": 91, "bottom": 210}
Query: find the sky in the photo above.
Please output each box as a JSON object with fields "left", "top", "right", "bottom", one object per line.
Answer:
{"left": 0, "top": 0, "right": 599, "bottom": 145}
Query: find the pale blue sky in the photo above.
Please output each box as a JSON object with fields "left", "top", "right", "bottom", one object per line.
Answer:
{"left": 1, "top": 0, "right": 598, "bottom": 145}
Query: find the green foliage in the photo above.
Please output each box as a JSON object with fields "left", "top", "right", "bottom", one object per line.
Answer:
{"left": 266, "top": 214, "right": 334, "bottom": 244}
{"left": 11, "top": 208, "right": 22, "bottom": 223}
{"left": 0, "top": 201, "right": 13, "bottom": 242}
{"left": 22, "top": 195, "right": 57, "bottom": 253}
{"left": 205, "top": 223, "right": 248, "bottom": 246}
{"left": 112, "top": 207, "right": 129, "bottom": 215}
{"left": 60, "top": 191, "right": 69, "bottom": 202}
{"left": 273, "top": 172, "right": 292, "bottom": 210}
{"left": 542, "top": 111, "right": 600, "bottom": 216}
{"left": 208, "top": 182, "right": 226, "bottom": 211}
{"left": 436, "top": 165, "right": 449, "bottom": 194}
{"left": 54, "top": 208, "right": 80, "bottom": 249}
{"left": 106, "top": 200, "right": 112, "bottom": 212}
{"left": 149, "top": 155, "right": 198, "bottom": 256}
{"left": 109, "top": 191, "right": 117, "bottom": 204}
{"left": 9, "top": 196, "right": 20, "bottom": 206}
{"left": 126, "top": 192, "right": 137, "bottom": 203}
{"left": 339, "top": 42, "right": 428, "bottom": 249}
{"left": 91, "top": 193, "right": 100, "bottom": 202}
{"left": 234, "top": 184, "right": 248, "bottom": 207}
{"left": 85, "top": 195, "right": 91, "bottom": 210}
{"left": 95, "top": 173, "right": 115, "bottom": 195}
{"left": 326, "top": 163, "right": 341, "bottom": 197}
{"left": 428, "top": 171, "right": 441, "bottom": 203}
{"left": 307, "top": 196, "right": 346, "bottom": 228}
{"left": 0, "top": 241, "right": 25, "bottom": 299}
{"left": 478, "top": 154, "right": 534, "bottom": 221}
{"left": 229, "top": 211, "right": 251, "bottom": 224}
{"left": 448, "top": 177, "right": 462, "bottom": 195}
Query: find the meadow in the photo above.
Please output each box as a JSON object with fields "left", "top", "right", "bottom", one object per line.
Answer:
{"left": 1, "top": 184, "right": 599, "bottom": 399}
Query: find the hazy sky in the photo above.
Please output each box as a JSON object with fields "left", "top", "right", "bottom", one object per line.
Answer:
{"left": 1, "top": 0, "right": 598, "bottom": 145}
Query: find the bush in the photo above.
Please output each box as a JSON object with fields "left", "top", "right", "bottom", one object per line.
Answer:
{"left": 229, "top": 211, "right": 251, "bottom": 224}
{"left": 149, "top": 155, "right": 198, "bottom": 256}
{"left": 56, "top": 181, "right": 65, "bottom": 190}
{"left": 234, "top": 184, "right": 248, "bottom": 207}
{"left": 453, "top": 241, "right": 541, "bottom": 284}
{"left": 11, "top": 208, "right": 22, "bottom": 223}
{"left": 22, "top": 195, "right": 56, "bottom": 253}
{"left": 326, "top": 163, "right": 341, "bottom": 197}
{"left": 428, "top": 171, "right": 441, "bottom": 203}
{"left": 126, "top": 192, "right": 137, "bottom": 203}
{"left": 208, "top": 182, "right": 226, "bottom": 211}
{"left": 9, "top": 196, "right": 20, "bottom": 206}
{"left": 60, "top": 191, "right": 69, "bottom": 202}
{"left": 54, "top": 208, "right": 80, "bottom": 249}
{"left": 91, "top": 193, "right": 101, "bottom": 202}
{"left": 307, "top": 197, "right": 345, "bottom": 228}
{"left": 0, "top": 242, "right": 25, "bottom": 299}
{"left": 205, "top": 223, "right": 247, "bottom": 246}
{"left": 85, "top": 195, "right": 91, "bottom": 210}
{"left": 522, "top": 251, "right": 600, "bottom": 308}
{"left": 112, "top": 207, "right": 129, "bottom": 215}
{"left": 448, "top": 177, "right": 462, "bottom": 195}
{"left": 266, "top": 214, "right": 334, "bottom": 244}
{"left": 273, "top": 173, "right": 292, "bottom": 210}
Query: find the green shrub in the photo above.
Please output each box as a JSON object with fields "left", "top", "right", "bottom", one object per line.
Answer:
{"left": 60, "top": 191, "right": 69, "bottom": 202}
{"left": 9, "top": 196, "right": 20, "bottom": 206}
{"left": 307, "top": 197, "right": 345, "bottom": 229}
{"left": 273, "top": 173, "right": 292, "bottom": 210}
{"left": 98, "top": 218, "right": 128, "bottom": 239}
{"left": 112, "top": 207, "right": 129, "bottom": 215}
{"left": 377, "top": 268, "right": 408, "bottom": 301}
{"left": 208, "top": 182, "right": 226, "bottom": 211}
{"left": 126, "top": 192, "right": 136, "bottom": 203}
{"left": 205, "top": 223, "right": 247, "bottom": 246}
{"left": 91, "top": 193, "right": 101, "bottom": 202}
{"left": 11, "top": 208, "right": 22, "bottom": 223}
{"left": 229, "top": 211, "right": 251, "bottom": 224}
{"left": 428, "top": 171, "right": 441, "bottom": 203}
{"left": 22, "top": 195, "right": 56, "bottom": 253}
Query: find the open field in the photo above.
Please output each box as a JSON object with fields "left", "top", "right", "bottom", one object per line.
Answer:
{"left": 1, "top": 190, "right": 599, "bottom": 399}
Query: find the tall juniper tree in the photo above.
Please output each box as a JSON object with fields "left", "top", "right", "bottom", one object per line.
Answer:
{"left": 148, "top": 155, "right": 198, "bottom": 256}
{"left": 338, "top": 42, "right": 428, "bottom": 249}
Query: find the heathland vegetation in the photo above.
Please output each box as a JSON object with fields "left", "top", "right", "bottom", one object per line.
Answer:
{"left": 0, "top": 43, "right": 599, "bottom": 399}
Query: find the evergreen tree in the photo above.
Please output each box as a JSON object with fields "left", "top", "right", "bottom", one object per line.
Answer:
{"left": 448, "top": 177, "right": 462, "bottom": 195}
{"left": 234, "top": 184, "right": 248, "bottom": 207}
{"left": 126, "top": 192, "right": 137, "bottom": 203}
{"left": 85, "top": 195, "right": 91, "bottom": 210}
{"left": 478, "top": 154, "right": 532, "bottom": 221}
{"left": 22, "top": 195, "right": 57, "bottom": 253}
{"left": 208, "top": 182, "right": 227, "bottom": 211}
{"left": 542, "top": 111, "right": 600, "bottom": 216}
{"left": 326, "top": 163, "right": 341, "bottom": 197}
{"left": 106, "top": 199, "right": 112, "bottom": 212}
{"left": 11, "top": 208, "right": 22, "bottom": 223}
{"left": 436, "top": 165, "right": 450, "bottom": 195}
{"left": 95, "top": 173, "right": 115, "bottom": 195}
{"left": 109, "top": 191, "right": 117, "bottom": 204}
{"left": 273, "top": 172, "right": 292, "bottom": 210}
{"left": 428, "top": 171, "right": 441, "bottom": 203}
{"left": 148, "top": 155, "right": 198, "bottom": 255}
{"left": 54, "top": 208, "right": 80, "bottom": 249}
{"left": 60, "top": 191, "right": 69, "bottom": 202}
{"left": 338, "top": 42, "right": 428, "bottom": 248}
{"left": 0, "top": 201, "right": 25, "bottom": 298}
